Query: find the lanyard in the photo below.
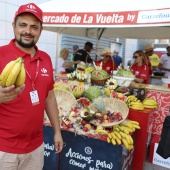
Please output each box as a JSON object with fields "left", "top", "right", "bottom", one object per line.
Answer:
{"left": 25, "top": 60, "right": 40, "bottom": 90}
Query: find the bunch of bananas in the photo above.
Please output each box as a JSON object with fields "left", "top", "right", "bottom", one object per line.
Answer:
{"left": 0, "top": 57, "right": 26, "bottom": 87}
{"left": 94, "top": 125, "right": 108, "bottom": 135}
{"left": 85, "top": 67, "right": 95, "bottom": 74}
{"left": 106, "top": 120, "right": 140, "bottom": 150}
{"left": 126, "top": 95, "right": 144, "bottom": 110}
{"left": 142, "top": 98, "right": 158, "bottom": 110}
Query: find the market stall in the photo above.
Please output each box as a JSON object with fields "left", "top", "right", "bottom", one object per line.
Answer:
{"left": 43, "top": 63, "right": 170, "bottom": 170}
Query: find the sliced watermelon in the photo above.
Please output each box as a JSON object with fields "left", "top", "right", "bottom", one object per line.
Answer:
{"left": 77, "top": 97, "right": 91, "bottom": 107}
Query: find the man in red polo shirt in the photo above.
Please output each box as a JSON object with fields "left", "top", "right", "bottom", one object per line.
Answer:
{"left": 0, "top": 3, "right": 63, "bottom": 170}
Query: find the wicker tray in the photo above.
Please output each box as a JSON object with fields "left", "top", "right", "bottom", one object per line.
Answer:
{"left": 87, "top": 48, "right": 114, "bottom": 86}
{"left": 91, "top": 76, "right": 110, "bottom": 86}
{"left": 54, "top": 89, "right": 77, "bottom": 111}
{"left": 88, "top": 98, "right": 129, "bottom": 127}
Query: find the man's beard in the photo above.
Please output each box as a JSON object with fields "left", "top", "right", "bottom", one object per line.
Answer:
{"left": 15, "top": 34, "right": 35, "bottom": 48}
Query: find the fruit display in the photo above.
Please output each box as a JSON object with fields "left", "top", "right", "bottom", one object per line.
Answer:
{"left": 51, "top": 59, "right": 161, "bottom": 151}
{"left": 68, "top": 85, "right": 84, "bottom": 98}
{"left": 0, "top": 57, "right": 26, "bottom": 87}
{"left": 85, "top": 86, "right": 102, "bottom": 101}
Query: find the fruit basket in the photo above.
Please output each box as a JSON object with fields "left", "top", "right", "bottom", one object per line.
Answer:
{"left": 88, "top": 98, "right": 129, "bottom": 127}
{"left": 90, "top": 48, "right": 115, "bottom": 86}
{"left": 91, "top": 76, "right": 110, "bottom": 86}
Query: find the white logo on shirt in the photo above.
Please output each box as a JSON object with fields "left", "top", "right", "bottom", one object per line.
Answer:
{"left": 41, "top": 68, "right": 47, "bottom": 73}
{"left": 41, "top": 68, "right": 49, "bottom": 76}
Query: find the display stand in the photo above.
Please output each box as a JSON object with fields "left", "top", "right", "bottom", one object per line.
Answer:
{"left": 128, "top": 108, "right": 155, "bottom": 170}
{"left": 43, "top": 125, "right": 135, "bottom": 170}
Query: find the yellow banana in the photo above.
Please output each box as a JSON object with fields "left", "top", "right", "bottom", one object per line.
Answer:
{"left": 130, "top": 104, "right": 144, "bottom": 110}
{"left": 111, "top": 138, "right": 116, "bottom": 145}
{"left": 107, "top": 137, "right": 111, "bottom": 143}
{"left": 121, "top": 121, "right": 133, "bottom": 129}
{"left": 94, "top": 129, "right": 108, "bottom": 135}
{"left": 15, "top": 62, "right": 26, "bottom": 87}
{"left": 0, "top": 57, "right": 21, "bottom": 87}
{"left": 122, "top": 126, "right": 133, "bottom": 133}
{"left": 6, "top": 59, "right": 22, "bottom": 87}
{"left": 128, "top": 144, "right": 134, "bottom": 150}
{"left": 127, "top": 135, "right": 134, "bottom": 145}
{"left": 143, "top": 105, "right": 158, "bottom": 109}
{"left": 128, "top": 120, "right": 139, "bottom": 126}
{"left": 119, "top": 126, "right": 130, "bottom": 134}
{"left": 108, "top": 133, "right": 112, "bottom": 139}
{"left": 111, "top": 132, "right": 116, "bottom": 139}
{"left": 132, "top": 124, "right": 141, "bottom": 129}
{"left": 119, "top": 131, "right": 125, "bottom": 138}
{"left": 124, "top": 134, "right": 131, "bottom": 145}
{"left": 113, "top": 131, "right": 122, "bottom": 140}
{"left": 122, "top": 138, "right": 129, "bottom": 150}
{"left": 115, "top": 136, "right": 121, "bottom": 145}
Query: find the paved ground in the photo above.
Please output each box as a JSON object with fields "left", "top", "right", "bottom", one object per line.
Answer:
{"left": 144, "top": 161, "right": 169, "bottom": 170}
{"left": 143, "top": 147, "right": 169, "bottom": 170}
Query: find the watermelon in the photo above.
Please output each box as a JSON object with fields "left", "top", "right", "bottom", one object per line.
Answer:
{"left": 77, "top": 97, "right": 91, "bottom": 107}
{"left": 85, "top": 86, "right": 102, "bottom": 101}
{"left": 91, "top": 70, "right": 109, "bottom": 79}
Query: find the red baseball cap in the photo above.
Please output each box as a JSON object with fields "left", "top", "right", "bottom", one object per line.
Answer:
{"left": 14, "top": 3, "right": 43, "bottom": 22}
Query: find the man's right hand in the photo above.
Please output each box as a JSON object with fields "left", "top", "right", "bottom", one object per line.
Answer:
{"left": 0, "top": 84, "right": 25, "bottom": 103}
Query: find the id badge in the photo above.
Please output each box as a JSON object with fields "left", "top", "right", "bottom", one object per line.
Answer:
{"left": 30, "top": 90, "right": 40, "bottom": 106}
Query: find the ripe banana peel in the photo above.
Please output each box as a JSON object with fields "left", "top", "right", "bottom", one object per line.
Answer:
{"left": 0, "top": 57, "right": 26, "bottom": 87}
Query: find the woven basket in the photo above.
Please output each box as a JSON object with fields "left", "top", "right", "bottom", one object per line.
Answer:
{"left": 88, "top": 98, "right": 129, "bottom": 127}
{"left": 86, "top": 48, "right": 114, "bottom": 86}
{"left": 91, "top": 76, "right": 110, "bottom": 86}
{"left": 54, "top": 89, "right": 77, "bottom": 111}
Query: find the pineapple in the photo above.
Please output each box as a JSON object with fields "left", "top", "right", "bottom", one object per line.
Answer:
{"left": 94, "top": 100, "right": 107, "bottom": 114}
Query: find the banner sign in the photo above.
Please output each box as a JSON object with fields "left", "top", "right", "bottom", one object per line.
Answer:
{"left": 43, "top": 126, "right": 59, "bottom": 170}
{"left": 60, "top": 130, "right": 123, "bottom": 170}
{"left": 43, "top": 8, "right": 170, "bottom": 25}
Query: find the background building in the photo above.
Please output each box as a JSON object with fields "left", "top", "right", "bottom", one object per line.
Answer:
{"left": 0, "top": 0, "right": 168, "bottom": 71}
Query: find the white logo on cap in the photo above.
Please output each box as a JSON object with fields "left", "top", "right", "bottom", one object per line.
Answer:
{"left": 27, "top": 4, "right": 36, "bottom": 10}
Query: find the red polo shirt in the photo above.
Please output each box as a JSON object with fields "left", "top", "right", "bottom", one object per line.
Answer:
{"left": 0, "top": 39, "right": 54, "bottom": 153}
{"left": 131, "top": 64, "right": 150, "bottom": 84}
{"left": 95, "top": 59, "right": 116, "bottom": 74}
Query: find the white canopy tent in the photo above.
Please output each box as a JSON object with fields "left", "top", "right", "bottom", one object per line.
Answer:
{"left": 38, "top": 0, "right": 170, "bottom": 64}
{"left": 38, "top": 0, "right": 170, "bottom": 39}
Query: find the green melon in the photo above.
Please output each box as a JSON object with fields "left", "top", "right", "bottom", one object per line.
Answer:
{"left": 85, "top": 86, "right": 102, "bottom": 101}
{"left": 91, "top": 70, "right": 109, "bottom": 79}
